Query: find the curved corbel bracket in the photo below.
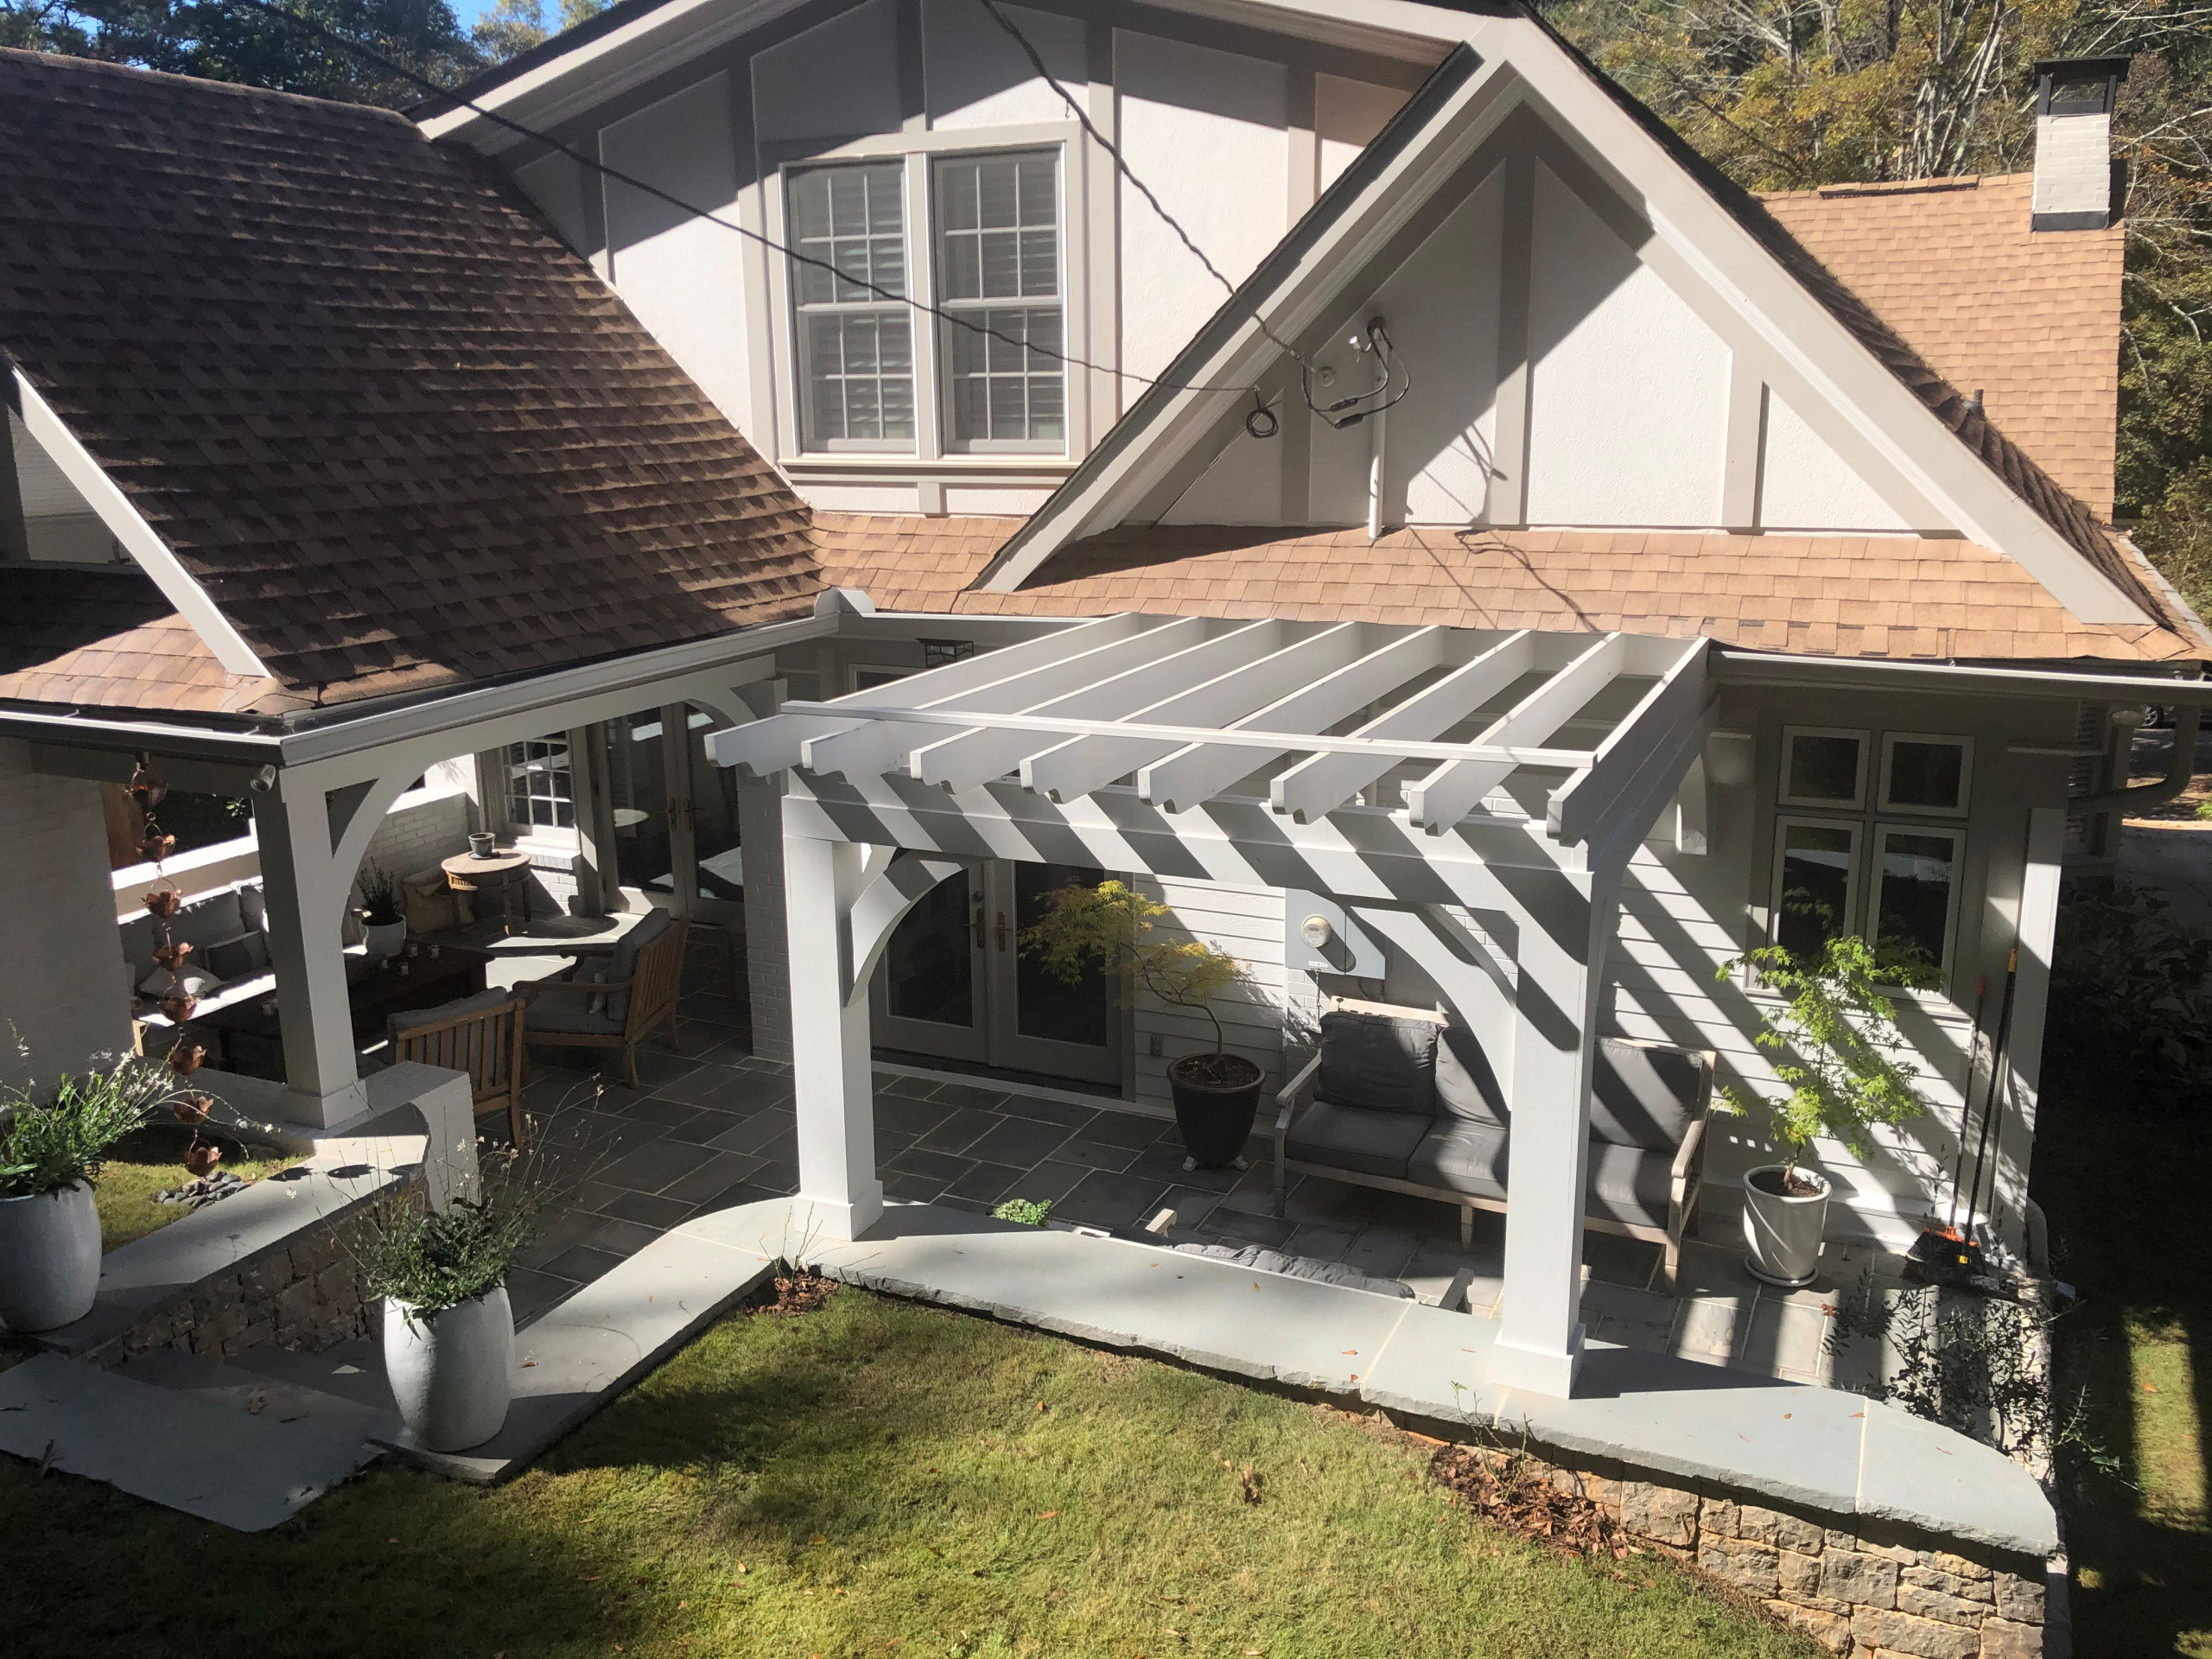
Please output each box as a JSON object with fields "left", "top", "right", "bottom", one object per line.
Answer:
{"left": 842, "top": 853, "right": 968, "bottom": 1004}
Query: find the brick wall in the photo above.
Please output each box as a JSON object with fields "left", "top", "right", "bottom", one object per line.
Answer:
{"left": 0, "top": 737, "right": 134, "bottom": 1087}
{"left": 359, "top": 788, "right": 474, "bottom": 886}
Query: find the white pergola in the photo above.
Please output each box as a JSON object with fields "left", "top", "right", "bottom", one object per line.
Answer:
{"left": 711, "top": 613, "right": 1714, "bottom": 1399}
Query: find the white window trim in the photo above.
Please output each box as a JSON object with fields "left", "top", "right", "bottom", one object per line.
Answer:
{"left": 490, "top": 739, "right": 582, "bottom": 846}
{"left": 765, "top": 122, "right": 1090, "bottom": 473}
{"left": 1878, "top": 731, "right": 1974, "bottom": 817}
{"left": 1778, "top": 725, "right": 1869, "bottom": 810}
{"left": 1867, "top": 821, "right": 1966, "bottom": 999}
{"left": 1770, "top": 814, "right": 1863, "bottom": 952}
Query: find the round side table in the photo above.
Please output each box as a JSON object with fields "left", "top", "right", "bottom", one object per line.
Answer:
{"left": 442, "top": 849, "right": 534, "bottom": 935}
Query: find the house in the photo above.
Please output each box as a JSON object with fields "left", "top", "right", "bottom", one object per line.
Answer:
{"left": 0, "top": 0, "right": 2195, "bottom": 1437}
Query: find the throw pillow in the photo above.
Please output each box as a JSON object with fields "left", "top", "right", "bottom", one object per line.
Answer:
{"left": 1315, "top": 1007, "right": 1438, "bottom": 1114}
{"left": 1433, "top": 1027, "right": 1508, "bottom": 1125}
{"left": 201, "top": 931, "right": 271, "bottom": 982}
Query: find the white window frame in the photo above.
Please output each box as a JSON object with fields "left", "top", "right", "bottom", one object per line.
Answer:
{"left": 1777, "top": 725, "right": 1869, "bottom": 810}
{"left": 764, "top": 123, "right": 1087, "bottom": 475}
{"left": 1866, "top": 821, "right": 1966, "bottom": 997}
{"left": 1878, "top": 732, "right": 1974, "bottom": 818}
{"left": 1769, "top": 814, "right": 1863, "bottom": 956}
{"left": 931, "top": 145, "right": 1069, "bottom": 456}
{"left": 488, "top": 738, "right": 582, "bottom": 848}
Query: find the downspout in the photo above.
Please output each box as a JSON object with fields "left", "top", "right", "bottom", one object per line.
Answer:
{"left": 2068, "top": 697, "right": 2202, "bottom": 817}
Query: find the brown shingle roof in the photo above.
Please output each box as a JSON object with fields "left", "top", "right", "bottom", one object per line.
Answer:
{"left": 1760, "top": 175, "right": 2124, "bottom": 518}
{"left": 817, "top": 514, "right": 2202, "bottom": 663}
{"left": 0, "top": 566, "right": 296, "bottom": 715}
{"left": 0, "top": 48, "right": 820, "bottom": 709}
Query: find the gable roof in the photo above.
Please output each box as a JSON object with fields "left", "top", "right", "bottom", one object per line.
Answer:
{"left": 1760, "top": 175, "right": 2126, "bottom": 518}
{"left": 817, "top": 513, "right": 2202, "bottom": 663}
{"left": 0, "top": 48, "right": 820, "bottom": 713}
{"left": 969, "top": 8, "right": 2155, "bottom": 632}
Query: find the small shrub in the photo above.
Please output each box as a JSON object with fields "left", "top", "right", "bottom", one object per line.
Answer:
{"left": 2044, "top": 882, "right": 2212, "bottom": 1118}
{"left": 991, "top": 1197, "right": 1052, "bottom": 1226}
{"left": 0, "top": 1058, "right": 188, "bottom": 1197}
{"left": 357, "top": 861, "right": 404, "bottom": 927}
{"left": 361, "top": 1148, "right": 551, "bottom": 1320}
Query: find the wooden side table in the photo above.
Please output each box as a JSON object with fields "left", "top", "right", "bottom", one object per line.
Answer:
{"left": 442, "top": 849, "right": 534, "bottom": 935}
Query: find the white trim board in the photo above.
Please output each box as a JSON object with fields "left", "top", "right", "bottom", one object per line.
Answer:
{"left": 11, "top": 370, "right": 268, "bottom": 678}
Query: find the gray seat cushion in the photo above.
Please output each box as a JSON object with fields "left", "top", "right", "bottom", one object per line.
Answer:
{"left": 1434, "top": 1027, "right": 1506, "bottom": 1126}
{"left": 391, "top": 987, "right": 521, "bottom": 1035}
{"left": 1408, "top": 1120, "right": 1510, "bottom": 1200}
{"left": 1286, "top": 1100, "right": 1429, "bottom": 1180}
{"left": 1585, "top": 1140, "right": 1675, "bottom": 1231}
{"left": 1591, "top": 1038, "right": 1704, "bottom": 1151}
{"left": 525, "top": 969, "right": 624, "bottom": 1035}
{"left": 601, "top": 909, "right": 673, "bottom": 1022}
{"left": 1315, "top": 1007, "right": 1437, "bottom": 1114}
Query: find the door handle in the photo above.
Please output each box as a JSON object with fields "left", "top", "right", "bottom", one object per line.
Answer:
{"left": 972, "top": 900, "right": 985, "bottom": 950}
{"left": 995, "top": 910, "right": 1008, "bottom": 951}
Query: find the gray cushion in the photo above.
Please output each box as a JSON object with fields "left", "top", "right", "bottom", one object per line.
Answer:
{"left": 1434, "top": 1027, "right": 1506, "bottom": 1125}
{"left": 1408, "top": 1120, "right": 1510, "bottom": 1200}
{"left": 119, "top": 886, "right": 250, "bottom": 979}
{"left": 1590, "top": 1039, "right": 1705, "bottom": 1151}
{"left": 201, "top": 931, "right": 270, "bottom": 982}
{"left": 390, "top": 987, "right": 520, "bottom": 1035}
{"left": 1286, "top": 1100, "right": 1429, "bottom": 1180}
{"left": 525, "top": 976, "right": 624, "bottom": 1035}
{"left": 1585, "top": 1140, "right": 1675, "bottom": 1231}
{"left": 601, "top": 909, "right": 673, "bottom": 1022}
{"left": 1315, "top": 1008, "right": 1436, "bottom": 1114}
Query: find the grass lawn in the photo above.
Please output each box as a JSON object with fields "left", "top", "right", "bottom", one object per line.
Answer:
{"left": 93, "top": 1147, "right": 302, "bottom": 1251}
{"left": 2037, "top": 1095, "right": 2212, "bottom": 1656}
{"left": 2, "top": 1288, "right": 1816, "bottom": 1659}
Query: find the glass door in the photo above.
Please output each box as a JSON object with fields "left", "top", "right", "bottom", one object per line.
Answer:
{"left": 872, "top": 863, "right": 987, "bottom": 1061}
{"left": 606, "top": 707, "right": 677, "bottom": 906}
{"left": 680, "top": 703, "right": 746, "bottom": 926}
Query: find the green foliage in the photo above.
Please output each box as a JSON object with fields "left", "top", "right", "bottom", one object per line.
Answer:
{"left": 0, "top": 1057, "right": 178, "bottom": 1197}
{"left": 1715, "top": 934, "right": 1927, "bottom": 1175}
{"left": 468, "top": 0, "right": 607, "bottom": 64}
{"left": 989, "top": 1197, "right": 1052, "bottom": 1226}
{"left": 152, "top": 788, "right": 251, "bottom": 856}
{"left": 357, "top": 860, "right": 404, "bottom": 926}
{"left": 359, "top": 1149, "right": 550, "bottom": 1319}
{"left": 2044, "top": 881, "right": 2212, "bottom": 1116}
{"left": 1020, "top": 879, "right": 1247, "bottom": 1055}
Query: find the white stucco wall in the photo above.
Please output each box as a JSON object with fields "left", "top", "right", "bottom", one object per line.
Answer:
{"left": 1380, "top": 166, "right": 1504, "bottom": 525}
{"left": 0, "top": 740, "right": 132, "bottom": 1089}
{"left": 753, "top": 0, "right": 902, "bottom": 144}
{"left": 1525, "top": 161, "right": 1729, "bottom": 528}
{"left": 925, "top": 0, "right": 1086, "bottom": 128}
{"left": 601, "top": 74, "right": 753, "bottom": 432}
{"left": 1160, "top": 422, "right": 1283, "bottom": 524}
{"left": 1318, "top": 73, "right": 1407, "bottom": 192}
{"left": 1114, "top": 30, "right": 1287, "bottom": 385}
{"left": 1758, "top": 390, "right": 1914, "bottom": 532}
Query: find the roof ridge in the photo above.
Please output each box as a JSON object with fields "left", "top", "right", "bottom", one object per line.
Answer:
{"left": 0, "top": 43, "right": 416, "bottom": 126}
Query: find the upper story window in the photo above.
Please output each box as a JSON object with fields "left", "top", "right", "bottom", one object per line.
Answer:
{"left": 785, "top": 146, "right": 1065, "bottom": 459}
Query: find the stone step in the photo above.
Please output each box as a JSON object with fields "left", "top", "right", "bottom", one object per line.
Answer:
{"left": 0, "top": 1352, "right": 381, "bottom": 1532}
{"left": 115, "top": 1346, "right": 403, "bottom": 1447}
{"left": 219, "top": 1337, "right": 400, "bottom": 1418}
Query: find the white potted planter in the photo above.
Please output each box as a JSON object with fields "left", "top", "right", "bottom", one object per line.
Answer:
{"left": 0, "top": 1181, "right": 102, "bottom": 1332}
{"left": 1741, "top": 1163, "right": 1832, "bottom": 1287}
{"left": 384, "top": 1287, "right": 514, "bottom": 1451}
{"left": 363, "top": 918, "right": 409, "bottom": 959}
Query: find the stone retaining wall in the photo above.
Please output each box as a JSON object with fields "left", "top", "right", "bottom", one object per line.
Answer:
{"left": 1523, "top": 1451, "right": 2047, "bottom": 1657}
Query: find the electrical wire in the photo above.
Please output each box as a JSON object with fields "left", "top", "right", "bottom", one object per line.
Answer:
{"left": 217, "top": 0, "right": 1263, "bottom": 398}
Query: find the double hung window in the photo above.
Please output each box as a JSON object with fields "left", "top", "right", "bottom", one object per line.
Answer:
{"left": 1768, "top": 728, "right": 1973, "bottom": 994}
{"left": 785, "top": 147, "right": 1065, "bottom": 456}
{"left": 501, "top": 737, "right": 575, "bottom": 832}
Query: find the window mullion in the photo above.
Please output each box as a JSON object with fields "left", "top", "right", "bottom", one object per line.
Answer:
{"left": 908, "top": 149, "right": 943, "bottom": 464}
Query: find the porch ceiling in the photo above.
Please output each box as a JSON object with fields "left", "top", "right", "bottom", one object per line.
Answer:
{"left": 712, "top": 616, "right": 1711, "bottom": 866}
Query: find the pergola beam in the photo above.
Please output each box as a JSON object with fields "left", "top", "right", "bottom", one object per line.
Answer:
{"left": 1407, "top": 633, "right": 1628, "bottom": 832}
{"left": 1548, "top": 635, "right": 1712, "bottom": 849}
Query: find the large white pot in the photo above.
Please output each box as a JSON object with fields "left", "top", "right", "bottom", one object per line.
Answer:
{"left": 1741, "top": 1164, "right": 1832, "bottom": 1288}
{"left": 364, "top": 919, "right": 409, "bottom": 960}
{"left": 0, "top": 1182, "right": 103, "bottom": 1332}
{"left": 383, "top": 1287, "right": 514, "bottom": 1451}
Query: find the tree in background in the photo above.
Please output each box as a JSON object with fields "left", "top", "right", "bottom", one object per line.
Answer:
{"left": 1541, "top": 0, "right": 2212, "bottom": 614}
{"left": 470, "top": 0, "right": 605, "bottom": 63}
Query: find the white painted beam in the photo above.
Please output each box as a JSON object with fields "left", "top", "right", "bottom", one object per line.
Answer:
{"left": 1271, "top": 630, "right": 1535, "bottom": 823}
{"left": 1021, "top": 624, "right": 1371, "bottom": 804}
{"left": 1138, "top": 626, "right": 1446, "bottom": 812}
{"left": 1547, "top": 636, "right": 1709, "bottom": 848}
{"left": 1406, "top": 634, "right": 1626, "bottom": 832}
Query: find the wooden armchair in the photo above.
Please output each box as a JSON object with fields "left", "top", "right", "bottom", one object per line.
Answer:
{"left": 521, "top": 911, "right": 688, "bottom": 1089}
{"left": 388, "top": 990, "right": 529, "bottom": 1147}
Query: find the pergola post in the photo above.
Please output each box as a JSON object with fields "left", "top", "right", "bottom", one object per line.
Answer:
{"left": 1490, "top": 865, "right": 1620, "bottom": 1398}
{"left": 784, "top": 833, "right": 885, "bottom": 1241}
{"left": 251, "top": 779, "right": 369, "bottom": 1128}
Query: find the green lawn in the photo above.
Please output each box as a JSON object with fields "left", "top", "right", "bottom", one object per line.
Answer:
{"left": 2038, "top": 1096, "right": 2212, "bottom": 1656}
{"left": 94, "top": 1147, "right": 302, "bottom": 1251}
{"left": 2, "top": 1289, "right": 1815, "bottom": 1658}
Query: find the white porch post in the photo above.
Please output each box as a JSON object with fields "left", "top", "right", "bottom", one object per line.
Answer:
{"left": 1491, "top": 865, "right": 1620, "bottom": 1397}
{"left": 784, "top": 832, "right": 884, "bottom": 1241}
{"left": 251, "top": 779, "right": 368, "bottom": 1128}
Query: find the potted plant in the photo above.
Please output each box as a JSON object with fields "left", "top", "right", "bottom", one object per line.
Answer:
{"left": 362, "top": 1151, "right": 550, "bottom": 1452}
{"left": 0, "top": 1057, "right": 192, "bottom": 1331}
{"left": 1715, "top": 934, "right": 1927, "bottom": 1287}
{"left": 1022, "top": 880, "right": 1259, "bottom": 1169}
{"left": 359, "top": 861, "right": 407, "bottom": 958}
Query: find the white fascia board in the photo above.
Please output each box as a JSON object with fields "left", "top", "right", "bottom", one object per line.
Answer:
{"left": 12, "top": 370, "right": 269, "bottom": 678}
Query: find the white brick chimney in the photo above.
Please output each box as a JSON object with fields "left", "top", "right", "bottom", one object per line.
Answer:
{"left": 2031, "top": 57, "right": 2129, "bottom": 231}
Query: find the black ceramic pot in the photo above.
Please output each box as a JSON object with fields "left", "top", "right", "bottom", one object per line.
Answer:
{"left": 1166, "top": 1053, "right": 1264, "bottom": 1167}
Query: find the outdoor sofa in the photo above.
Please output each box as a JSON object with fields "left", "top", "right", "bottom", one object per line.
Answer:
{"left": 1274, "top": 999, "right": 1713, "bottom": 1287}
{"left": 118, "top": 878, "right": 368, "bottom": 1026}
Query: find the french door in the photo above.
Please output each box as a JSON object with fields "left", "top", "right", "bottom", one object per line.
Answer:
{"left": 601, "top": 702, "right": 745, "bottom": 927}
{"left": 871, "top": 860, "right": 1121, "bottom": 1085}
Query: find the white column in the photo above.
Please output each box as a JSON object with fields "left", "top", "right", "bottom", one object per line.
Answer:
{"left": 783, "top": 833, "right": 884, "bottom": 1241}
{"left": 1986, "top": 806, "right": 2065, "bottom": 1255}
{"left": 1491, "top": 866, "right": 1618, "bottom": 1397}
{"left": 251, "top": 779, "right": 369, "bottom": 1128}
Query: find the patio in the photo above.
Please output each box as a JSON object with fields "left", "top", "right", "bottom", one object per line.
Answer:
{"left": 504, "top": 1016, "right": 1883, "bottom": 1393}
